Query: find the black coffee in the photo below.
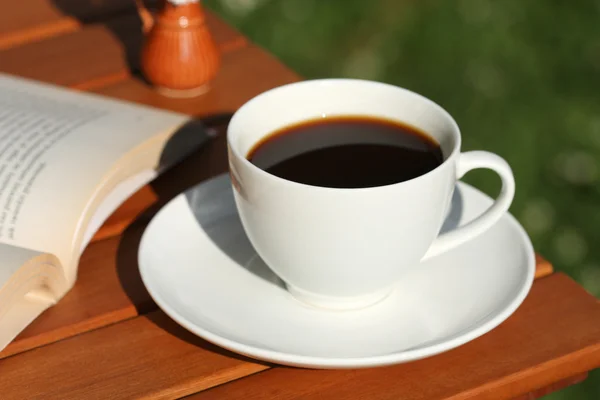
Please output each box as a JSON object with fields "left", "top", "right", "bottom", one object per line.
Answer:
{"left": 247, "top": 116, "right": 443, "bottom": 188}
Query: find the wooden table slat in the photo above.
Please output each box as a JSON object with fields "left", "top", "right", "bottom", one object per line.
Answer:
{"left": 0, "top": 9, "right": 246, "bottom": 90}
{"left": 534, "top": 254, "right": 553, "bottom": 279}
{"left": 0, "top": 1, "right": 240, "bottom": 54}
{"left": 92, "top": 45, "right": 300, "bottom": 115}
{"left": 0, "top": 0, "right": 128, "bottom": 48}
{"left": 0, "top": 311, "right": 268, "bottom": 400}
{"left": 0, "top": 12, "right": 141, "bottom": 87}
{"left": 187, "top": 274, "right": 600, "bottom": 400}
{"left": 511, "top": 373, "right": 589, "bottom": 400}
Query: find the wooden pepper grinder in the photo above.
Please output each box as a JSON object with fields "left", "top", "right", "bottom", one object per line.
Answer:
{"left": 139, "top": 0, "right": 221, "bottom": 98}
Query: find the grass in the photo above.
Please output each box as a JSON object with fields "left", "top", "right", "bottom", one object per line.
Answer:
{"left": 204, "top": 0, "right": 600, "bottom": 397}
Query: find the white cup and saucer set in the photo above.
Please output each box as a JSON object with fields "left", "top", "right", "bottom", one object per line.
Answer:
{"left": 138, "top": 79, "right": 535, "bottom": 369}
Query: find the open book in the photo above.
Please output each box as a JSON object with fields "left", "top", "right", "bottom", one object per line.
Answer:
{"left": 0, "top": 73, "right": 214, "bottom": 351}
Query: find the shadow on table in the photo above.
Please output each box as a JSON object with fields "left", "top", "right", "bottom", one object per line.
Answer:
{"left": 50, "top": 0, "right": 161, "bottom": 76}
{"left": 113, "top": 114, "right": 261, "bottom": 361}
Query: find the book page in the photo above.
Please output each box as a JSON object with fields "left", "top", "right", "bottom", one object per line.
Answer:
{"left": 0, "top": 243, "right": 67, "bottom": 351}
{"left": 0, "top": 73, "right": 192, "bottom": 281}
{"left": 80, "top": 169, "right": 157, "bottom": 252}
{"left": 0, "top": 243, "right": 43, "bottom": 291}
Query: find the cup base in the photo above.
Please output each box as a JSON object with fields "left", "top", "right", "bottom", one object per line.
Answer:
{"left": 286, "top": 284, "right": 393, "bottom": 311}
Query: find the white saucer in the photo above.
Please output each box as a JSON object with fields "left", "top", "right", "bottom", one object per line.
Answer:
{"left": 139, "top": 174, "right": 535, "bottom": 369}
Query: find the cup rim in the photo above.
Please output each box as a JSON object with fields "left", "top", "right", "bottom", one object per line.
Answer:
{"left": 227, "top": 78, "right": 462, "bottom": 191}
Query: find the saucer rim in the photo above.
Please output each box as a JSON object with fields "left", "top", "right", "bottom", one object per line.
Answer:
{"left": 139, "top": 176, "right": 535, "bottom": 369}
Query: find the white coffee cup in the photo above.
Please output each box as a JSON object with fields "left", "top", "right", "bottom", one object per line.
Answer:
{"left": 227, "top": 79, "right": 515, "bottom": 310}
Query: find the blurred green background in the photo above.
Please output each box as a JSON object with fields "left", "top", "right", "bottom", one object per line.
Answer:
{"left": 204, "top": 0, "right": 600, "bottom": 398}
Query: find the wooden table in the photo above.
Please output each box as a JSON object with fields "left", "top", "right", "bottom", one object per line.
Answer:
{"left": 1, "top": 3, "right": 599, "bottom": 399}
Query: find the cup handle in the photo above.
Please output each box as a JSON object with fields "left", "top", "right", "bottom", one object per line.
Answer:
{"left": 421, "top": 151, "right": 515, "bottom": 261}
